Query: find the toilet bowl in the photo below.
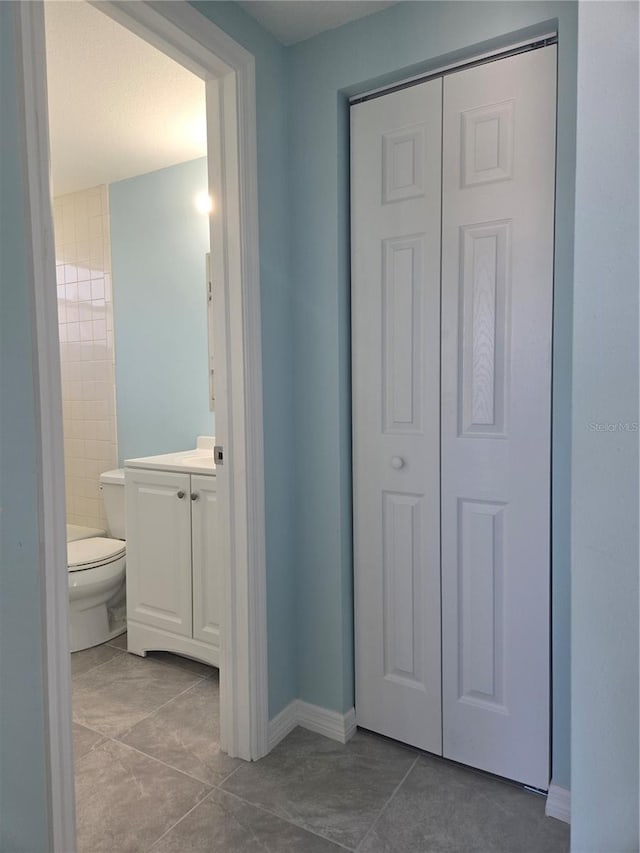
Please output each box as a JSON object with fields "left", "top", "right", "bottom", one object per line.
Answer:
{"left": 68, "top": 469, "right": 127, "bottom": 652}
{"left": 68, "top": 538, "right": 126, "bottom": 652}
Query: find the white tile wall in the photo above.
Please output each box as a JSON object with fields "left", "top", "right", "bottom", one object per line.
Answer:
{"left": 53, "top": 185, "right": 118, "bottom": 530}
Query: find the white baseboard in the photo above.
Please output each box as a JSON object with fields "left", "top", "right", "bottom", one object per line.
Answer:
{"left": 268, "top": 700, "right": 299, "bottom": 751}
{"left": 545, "top": 784, "right": 571, "bottom": 824}
{"left": 268, "top": 700, "right": 357, "bottom": 751}
{"left": 298, "top": 701, "right": 357, "bottom": 743}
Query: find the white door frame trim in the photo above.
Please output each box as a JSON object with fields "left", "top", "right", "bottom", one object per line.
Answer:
{"left": 14, "top": 5, "right": 77, "bottom": 850}
{"left": 15, "top": 2, "right": 268, "bottom": 848}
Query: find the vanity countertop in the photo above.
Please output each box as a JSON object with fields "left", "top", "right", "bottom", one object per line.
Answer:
{"left": 125, "top": 437, "right": 216, "bottom": 476}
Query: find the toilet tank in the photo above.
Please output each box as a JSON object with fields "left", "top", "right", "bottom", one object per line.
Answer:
{"left": 99, "top": 468, "right": 126, "bottom": 539}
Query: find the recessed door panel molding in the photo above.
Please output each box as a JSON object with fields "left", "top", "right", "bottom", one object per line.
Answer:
{"left": 461, "top": 99, "right": 515, "bottom": 188}
{"left": 382, "top": 235, "right": 425, "bottom": 433}
{"left": 352, "top": 77, "right": 443, "bottom": 755}
{"left": 459, "top": 220, "right": 511, "bottom": 437}
{"left": 382, "top": 491, "right": 425, "bottom": 687}
{"left": 442, "top": 46, "right": 555, "bottom": 789}
{"left": 382, "top": 124, "right": 427, "bottom": 204}
{"left": 457, "top": 498, "right": 506, "bottom": 712}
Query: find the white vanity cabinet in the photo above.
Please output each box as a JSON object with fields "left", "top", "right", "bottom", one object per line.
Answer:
{"left": 125, "top": 465, "right": 220, "bottom": 666}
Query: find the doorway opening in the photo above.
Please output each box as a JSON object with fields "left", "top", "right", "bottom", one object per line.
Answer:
{"left": 16, "top": 2, "right": 268, "bottom": 848}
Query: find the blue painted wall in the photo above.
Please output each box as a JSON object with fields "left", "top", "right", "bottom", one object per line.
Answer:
{"left": 191, "top": 2, "right": 297, "bottom": 718}
{"left": 287, "top": 1, "right": 577, "bottom": 790}
{"left": 571, "top": 2, "right": 639, "bottom": 848}
{"left": 110, "top": 158, "right": 214, "bottom": 464}
{"left": 0, "top": 5, "right": 51, "bottom": 848}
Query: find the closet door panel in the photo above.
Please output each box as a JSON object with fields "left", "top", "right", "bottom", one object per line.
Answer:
{"left": 441, "top": 46, "right": 556, "bottom": 789}
{"left": 352, "top": 79, "right": 442, "bottom": 753}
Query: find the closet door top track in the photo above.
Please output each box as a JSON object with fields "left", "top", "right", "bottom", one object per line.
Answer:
{"left": 349, "top": 33, "right": 557, "bottom": 106}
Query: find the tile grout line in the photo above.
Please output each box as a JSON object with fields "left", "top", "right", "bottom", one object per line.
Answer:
{"left": 145, "top": 783, "right": 216, "bottom": 851}
{"left": 110, "top": 677, "right": 212, "bottom": 742}
{"left": 73, "top": 665, "right": 227, "bottom": 788}
{"left": 76, "top": 648, "right": 422, "bottom": 852}
{"left": 147, "top": 760, "right": 346, "bottom": 853}
{"left": 77, "top": 722, "right": 414, "bottom": 853}
{"left": 213, "top": 785, "right": 356, "bottom": 851}
{"left": 89, "top": 734, "right": 219, "bottom": 791}
{"left": 72, "top": 719, "right": 108, "bottom": 739}
{"left": 74, "top": 675, "right": 209, "bottom": 747}
{"left": 71, "top": 647, "right": 126, "bottom": 681}
{"left": 353, "top": 755, "right": 420, "bottom": 852}
{"left": 214, "top": 761, "right": 244, "bottom": 788}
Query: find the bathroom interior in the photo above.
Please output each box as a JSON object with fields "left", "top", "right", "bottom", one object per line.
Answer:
{"left": 46, "top": 0, "right": 229, "bottom": 811}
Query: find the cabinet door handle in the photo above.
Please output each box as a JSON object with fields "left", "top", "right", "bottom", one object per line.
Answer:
{"left": 191, "top": 492, "right": 199, "bottom": 501}
{"left": 177, "top": 490, "right": 185, "bottom": 499}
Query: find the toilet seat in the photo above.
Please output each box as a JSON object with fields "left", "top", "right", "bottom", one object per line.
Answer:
{"left": 68, "top": 537, "right": 126, "bottom": 572}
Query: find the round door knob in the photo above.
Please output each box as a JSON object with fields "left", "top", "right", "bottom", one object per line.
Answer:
{"left": 177, "top": 490, "right": 185, "bottom": 499}
{"left": 391, "top": 456, "right": 405, "bottom": 470}
{"left": 191, "top": 492, "right": 199, "bottom": 501}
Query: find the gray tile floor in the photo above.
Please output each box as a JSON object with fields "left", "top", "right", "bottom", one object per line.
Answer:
{"left": 72, "top": 638, "right": 569, "bottom": 852}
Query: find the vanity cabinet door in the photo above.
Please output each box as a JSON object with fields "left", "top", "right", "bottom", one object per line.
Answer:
{"left": 126, "top": 468, "right": 193, "bottom": 637}
{"left": 190, "top": 474, "right": 221, "bottom": 648}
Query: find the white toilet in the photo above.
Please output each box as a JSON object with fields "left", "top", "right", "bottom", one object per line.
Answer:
{"left": 68, "top": 469, "right": 127, "bottom": 652}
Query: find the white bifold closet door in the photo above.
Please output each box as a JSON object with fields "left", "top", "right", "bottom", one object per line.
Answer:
{"left": 440, "top": 47, "right": 556, "bottom": 789}
{"left": 351, "top": 78, "right": 443, "bottom": 755}
{"left": 352, "top": 45, "right": 556, "bottom": 789}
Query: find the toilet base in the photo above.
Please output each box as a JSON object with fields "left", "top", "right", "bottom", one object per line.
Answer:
{"left": 69, "top": 556, "right": 126, "bottom": 652}
{"left": 70, "top": 592, "right": 127, "bottom": 652}
{"left": 106, "top": 622, "right": 127, "bottom": 644}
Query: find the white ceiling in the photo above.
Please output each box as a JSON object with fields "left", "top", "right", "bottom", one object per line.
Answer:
{"left": 45, "top": 1, "right": 206, "bottom": 197}
{"left": 238, "top": 0, "right": 399, "bottom": 45}
{"left": 45, "top": 1, "right": 399, "bottom": 196}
